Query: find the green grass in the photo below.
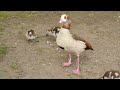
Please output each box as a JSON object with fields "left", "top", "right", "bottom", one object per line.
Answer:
{"left": 10, "top": 63, "right": 19, "bottom": 70}
{"left": 0, "top": 11, "right": 16, "bottom": 20}
{"left": 0, "top": 11, "right": 38, "bottom": 20}
{"left": 0, "top": 43, "right": 8, "bottom": 55}
{"left": 18, "top": 11, "right": 37, "bottom": 18}
{"left": 0, "top": 43, "right": 8, "bottom": 58}
{"left": 0, "top": 26, "right": 5, "bottom": 32}
{"left": 67, "top": 74, "right": 80, "bottom": 79}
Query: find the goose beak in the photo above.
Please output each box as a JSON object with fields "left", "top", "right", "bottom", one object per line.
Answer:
{"left": 59, "top": 19, "right": 62, "bottom": 23}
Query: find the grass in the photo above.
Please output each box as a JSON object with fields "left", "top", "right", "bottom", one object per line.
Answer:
{"left": 0, "top": 11, "right": 39, "bottom": 21}
{"left": 67, "top": 74, "right": 81, "bottom": 79}
{"left": 19, "top": 11, "right": 38, "bottom": 18}
{"left": 0, "top": 11, "right": 10, "bottom": 19}
{"left": 0, "top": 11, "right": 16, "bottom": 20}
{"left": 0, "top": 43, "right": 16, "bottom": 58}
{"left": 0, "top": 43, "right": 8, "bottom": 55}
{"left": 0, "top": 26, "right": 5, "bottom": 32}
{"left": 0, "top": 43, "right": 8, "bottom": 58}
{"left": 10, "top": 63, "right": 19, "bottom": 70}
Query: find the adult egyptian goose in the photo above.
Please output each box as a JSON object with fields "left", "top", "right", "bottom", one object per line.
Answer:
{"left": 25, "top": 29, "right": 37, "bottom": 41}
{"left": 100, "top": 71, "right": 120, "bottom": 79}
{"left": 59, "top": 14, "right": 71, "bottom": 29}
{"left": 55, "top": 27, "right": 93, "bottom": 74}
{"left": 46, "top": 14, "right": 71, "bottom": 38}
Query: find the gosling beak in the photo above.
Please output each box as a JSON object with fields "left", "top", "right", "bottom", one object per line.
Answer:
{"left": 46, "top": 33, "right": 48, "bottom": 36}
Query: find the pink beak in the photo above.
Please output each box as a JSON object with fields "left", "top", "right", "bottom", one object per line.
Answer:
{"left": 59, "top": 19, "right": 62, "bottom": 23}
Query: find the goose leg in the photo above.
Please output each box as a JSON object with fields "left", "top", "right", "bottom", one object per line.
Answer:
{"left": 63, "top": 53, "right": 72, "bottom": 67}
{"left": 72, "top": 55, "right": 80, "bottom": 74}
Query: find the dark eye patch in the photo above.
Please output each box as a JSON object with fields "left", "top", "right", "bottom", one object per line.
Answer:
{"left": 64, "top": 16, "right": 67, "bottom": 19}
{"left": 28, "top": 31, "right": 30, "bottom": 34}
{"left": 53, "top": 27, "right": 60, "bottom": 35}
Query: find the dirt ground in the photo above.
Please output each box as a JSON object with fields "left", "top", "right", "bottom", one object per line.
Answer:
{"left": 0, "top": 11, "right": 120, "bottom": 79}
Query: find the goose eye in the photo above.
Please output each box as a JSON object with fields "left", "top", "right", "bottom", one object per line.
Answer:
{"left": 64, "top": 16, "right": 67, "bottom": 19}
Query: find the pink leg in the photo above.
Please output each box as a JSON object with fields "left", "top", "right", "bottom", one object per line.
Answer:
{"left": 72, "top": 55, "right": 80, "bottom": 74}
{"left": 63, "top": 53, "right": 72, "bottom": 67}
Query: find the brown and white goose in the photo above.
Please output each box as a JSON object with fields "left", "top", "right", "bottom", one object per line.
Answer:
{"left": 100, "top": 71, "right": 120, "bottom": 79}
{"left": 55, "top": 27, "right": 93, "bottom": 74}
{"left": 46, "top": 14, "right": 71, "bottom": 38}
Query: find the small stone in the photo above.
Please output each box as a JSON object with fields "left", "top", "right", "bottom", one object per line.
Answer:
{"left": 12, "top": 16, "right": 15, "bottom": 18}
{"left": 47, "top": 41, "right": 51, "bottom": 44}
{"left": 50, "top": 44, "right": 53, "bottom": 46}
{"left": 48, "top": 63, "right": 51, "bottom": 65}
{"left": 46, "top": 41, "right": 49, "bottom": 44}
{"left": 117, "top": 20, "right": 119, "bottom": 22}
{"left": 56, "top": 48, "right": 59, "bottom": 50}
{"left": 61, "top": 55, "right": 63, "bottom": 57}
{"left": 15, "top": 43, "right": 17, "bottom": 45}
{"left": 42, "top": 64, "right": 46, "bottom": 65}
